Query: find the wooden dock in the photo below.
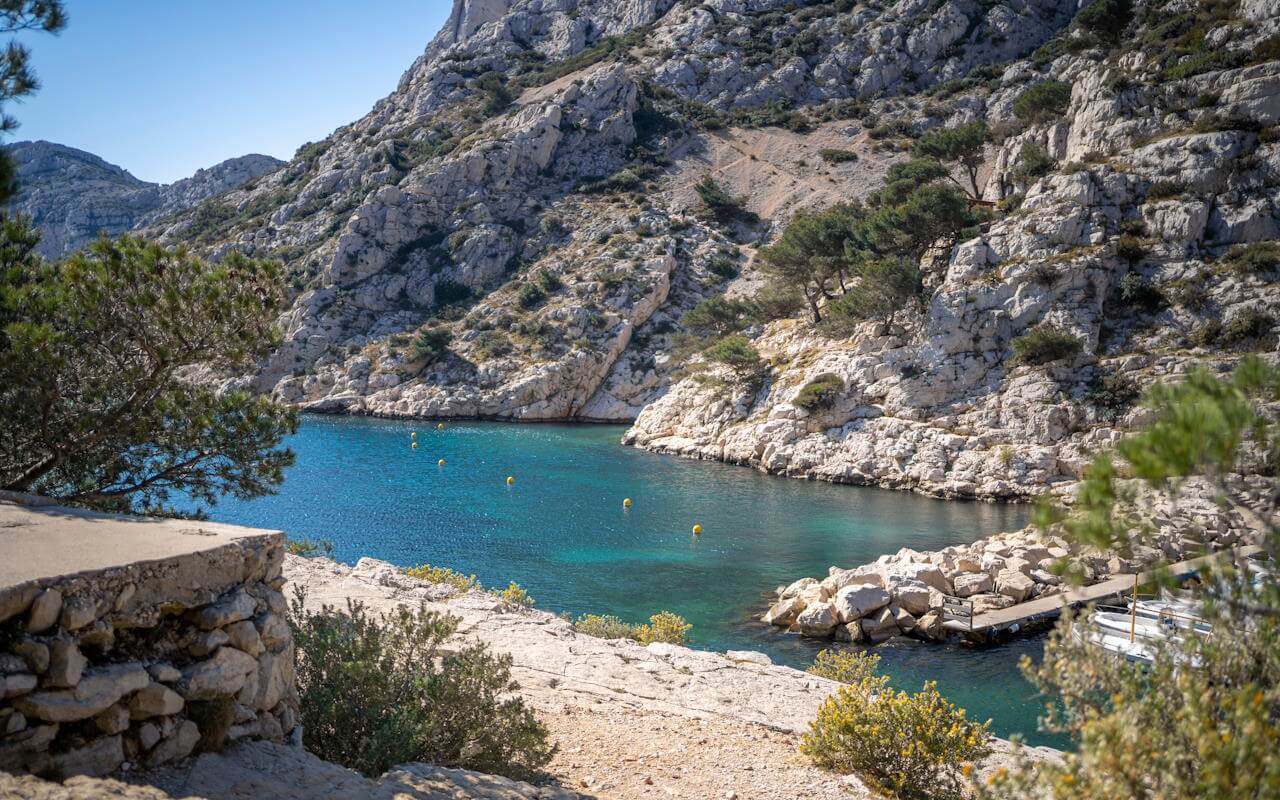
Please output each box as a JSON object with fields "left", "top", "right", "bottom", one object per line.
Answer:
{"left": 942, "top": 545, "right": 1264, "bottom": 639}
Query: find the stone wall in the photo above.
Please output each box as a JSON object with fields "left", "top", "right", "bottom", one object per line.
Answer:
{"left": 0, "top": 494, "right": 299, "bottom": 779}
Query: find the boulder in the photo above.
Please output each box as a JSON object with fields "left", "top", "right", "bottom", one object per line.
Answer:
{"left": 859, "top": 608, "right": 899, "bottom": 643}
{"left": 952, "top": 572, "right": 993, "bottom": 597}
{"left": 0, "top": 674, "right": 36, "bottom": 699}
{"left": 831, "top": 583, "right": 891, "bottom": 623}
{"left": 794, "top": 601, "right": 838, "bottom": 637}
{"left": 1030, "top": 569, "right": 1060, "bottom": 586}
{"left": 996, "top": 569, "right": 1036, "bottom": 602}
{"left": 0, "top": 584, "right": 38, "bottom": 625}
{"left": 887, "top": 578, "right": 933, "bottom": 616}
{"left": 954, "top": 557, "right": 982, "bottom": 573}
{"left": 778, "top": 577, "right": 818, "bottom": 599}
{"left": 14, "top": 640, "right": 49, "bottom": 674}
{"left": 915, "top": 610, "right": 946, "bottom": 641}
{"left": 822, "top": 566, "right": 884, "bottom": 593}
{"left": 94, "top": 704, "right": 129, "bottom": 735}
{"left": 880, "top": 562, "right": 952, "bottom": 594}
{"left": 256, "top": 613, "right": 290, "bottom": 651}
{"left": 763, "top": 596, "right": 806, "bottom": 627}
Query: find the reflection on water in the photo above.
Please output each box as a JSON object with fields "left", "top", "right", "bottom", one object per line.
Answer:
{"left": 196, "top": 415, "right": 1062, "bottom": 746}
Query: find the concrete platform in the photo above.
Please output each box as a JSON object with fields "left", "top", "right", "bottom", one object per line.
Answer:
{"left": 0, "top": 492, "right": 282, "bottom": 590}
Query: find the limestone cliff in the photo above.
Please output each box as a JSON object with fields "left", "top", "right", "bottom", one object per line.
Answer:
{"left": 6, "top": 141, "right": 281, "bottom": 258}
{"left": 133, "top": 0, "right": 1280, "bottom": 499}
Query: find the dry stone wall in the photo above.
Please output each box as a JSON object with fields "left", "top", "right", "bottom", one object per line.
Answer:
{"left": 0, "top": 496, "right": 299, "bottom": 780}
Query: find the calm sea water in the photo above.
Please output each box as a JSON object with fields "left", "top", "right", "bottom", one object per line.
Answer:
{"left": 197, "top": 415, "right": 1062, "bottom": 746}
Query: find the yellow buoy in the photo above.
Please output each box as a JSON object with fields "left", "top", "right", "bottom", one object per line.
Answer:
{"left": 692, "top": 524, "right": 702, "bottom": 535}
{"left": 437, "top": 422, "right": 445, "bottom": 431}
{"left": 623, "top": 498, "right": 632, "bottom": 508}
{"left": 438, "top": 458, "right": 446, "bottom": 466}
{"left": 506, "top": 476, "right": 514, "bottom": 485}
{"left": 411, "top": 442, "right": 418, "bottom": 449}
{"left": 411, "top": 431, "right": 417, "bottom": 439}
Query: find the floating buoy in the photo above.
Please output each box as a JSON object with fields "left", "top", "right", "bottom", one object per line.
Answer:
{"left": 692, "top": 524, "right": 702, "bottom": 535}
{"left": 438, "top": 458, "right": 446, "bottom": 466}
{"left": 623, "top": 497, "right": 633, "bottom": 508}
{"left": 437, "top": 422, "right": 445, "bottom": 431}
{"left": 506, "top": 476, "right": 515, "bottom": 485}
{"left": 411, "top": 442, "right": 418, "bottom": 449}
{"left": 411, "top": 431, "right": 417, "bottom": 439}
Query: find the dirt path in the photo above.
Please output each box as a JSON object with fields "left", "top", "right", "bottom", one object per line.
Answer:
{"left": 536, "top": 702, "right": 868, "bottom": 800}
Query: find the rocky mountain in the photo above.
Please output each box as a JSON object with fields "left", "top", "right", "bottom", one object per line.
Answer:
{"left": 6, "top": 141, "right": 282, "bottom": 258}
{"left": 152, "top": 0, "right": 1279, "bottom": 500}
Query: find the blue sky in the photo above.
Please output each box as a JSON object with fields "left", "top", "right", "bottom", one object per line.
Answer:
{"left": 10, "top": 1, "right": 452, "bottom": 183}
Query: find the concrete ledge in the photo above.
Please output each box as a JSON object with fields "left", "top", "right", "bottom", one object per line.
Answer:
{"left": 0, "top": 493, "right": 282, "bottom": 590}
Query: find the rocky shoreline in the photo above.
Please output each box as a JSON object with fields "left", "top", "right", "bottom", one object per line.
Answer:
{"left": 763, "top": 477, "right": 1269, "bottom": 643}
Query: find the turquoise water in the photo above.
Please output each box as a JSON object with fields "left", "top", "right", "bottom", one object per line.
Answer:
{"left": 198, "top": 416, "right": 1061, "bottom": 746}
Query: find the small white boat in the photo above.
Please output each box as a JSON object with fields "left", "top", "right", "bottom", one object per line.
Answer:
{"left": 1126, "top": 598, "right": 1212, "bottom": 635}
{"left": 1075, "top": 610, "right": 1203, "bottom": 667}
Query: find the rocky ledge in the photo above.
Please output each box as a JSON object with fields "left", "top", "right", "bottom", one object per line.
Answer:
{"left": 763, "top": 477, "right": 1272, "bottom": 642}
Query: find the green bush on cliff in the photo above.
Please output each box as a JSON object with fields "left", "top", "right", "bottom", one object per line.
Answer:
{"left": 290, "top": 591, "right": 554, "bottom": 780}
{"left": 803, "top": 673, "right": 991, "bottom": 800}
{"left": 1012, "top": 81, "right": 1072, "bottom": 124}
{"left": 404, "top": 563, "right": 480, "bottom": 592}
{"left": 807, "top": 649, "right": 881, "bottom": 684}
{"left": 574, "top": 611, "right": 692, "bottom": 645}
{"left": 795, "top": 373, "right": 846, "bottom": 412}
{"left": 1010, "top": 325, "right": 1083, "bottom": 366}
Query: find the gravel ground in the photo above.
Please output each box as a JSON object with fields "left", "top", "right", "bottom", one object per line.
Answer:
{"left": 535, "top": 701, "right": 870, "bottom": 800}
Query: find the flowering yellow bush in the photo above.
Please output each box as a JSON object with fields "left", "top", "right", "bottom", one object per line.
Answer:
{"left": 801, "top": 678, "right": 991, "bottom": 800}
{"left": 498, "top": 582, "right": 535, "bottom": 608}
{"left": 403, "top": 563, "right": 480, "bottom": 593}
{"left": 807, "top": 649, "right": 882, "bottom": 684}
{"left": 635, "top": 611, "right": 693, "bottom": 645}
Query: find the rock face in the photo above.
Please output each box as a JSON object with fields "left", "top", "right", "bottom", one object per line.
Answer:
{"left": 5, "top": 141, "right": 281, "bottom": 258}
{"left": 0, "top": 495, "right": 299, "bottom": 779}
{"left": 31, "top": 0, "right": 1280, "bottom": 504}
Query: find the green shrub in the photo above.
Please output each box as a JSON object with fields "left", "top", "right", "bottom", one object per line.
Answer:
{"left": 807, "top": 649, "right": 881, "bottom": 684}
{"left": 795, "top": 373, "right": 845, "bottom": 412}
{"left": 707, "top": 255, "right": 738, "bottom": 278}
{"left": 1115, "top": 235, "right": 1146, "bottom": 263}
{"left": 1012, "top": 81, "right": 1072, "bottom": 124}
{"left": 748, "top": 283, "right": 806, "bottom": 321}
{"left": 404, "top": 564, "right": 480, "bottom": 593}
{"left": 1074, "top": 0, "right": 1132, "bottom": 44}
{"left": 1165, "top": 275, "right": 1210, "bottom": 309}
{"left": 409, "top": 326, "right": 452, "bottom": 363}
{"left": 1014, "top": 141, "right": 1054, "bottom": 181}
{"left": 473, "top": 330, "right": 513, "bottom": 360}
{"left": 1145, "top": 180, "right": 1186, "bottom": 201}
{"left": 434, "top": 279, "right": 472, "bottom": 306}
{"left": 573, "top": 611, "right": 691, "bottom": 644}
{"left": 573, "top": 614, "right": 637, "bottom": 640}
{"left": 474, "top": 71, "right": 513, "bottom": 115}
{"left": 682, "top": 296, "right": 751, "bottom": 337}
{"left": 819, "top": 148, "right": 859, "bottom": 164}
{"left": 1084, "top": 370, "right": 1141, "bottom": 422}
{"left": 703, "top": 335, "right": 763, "bottom": 380}
{"left": 517, "top": 282, "right": 546, "bottom": 309}
{"left": 694, "top": 176, "right": 758, "bottom": 224}
{"left": 1219, "top": 307, "right": 1276, "bottom": 348}
{"left": 802, "top": 677, "right": 991, "bottom": 800}
{"left": 635, "top": 611, "right": 692, "bottom": 645}
{"left": 498, "top": 582, "right": 535, "bottom": 608}
{"left": 1011, "top": 326, "right": 1084, "bottom": 366}
{"left": 535, "top": 269, "right": 563, "bottom": 293}
{"left": 285, "top": 538, "right": 334, "bottom": 558}
{"left": 290, "top": 593, "right": 554, "bottom": 780}
{"left": 1222, "top": 242, "right": 1280, "bottom": 274}
{"left": 1118, "top": 272, "right": 1166, "bottom": 312}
